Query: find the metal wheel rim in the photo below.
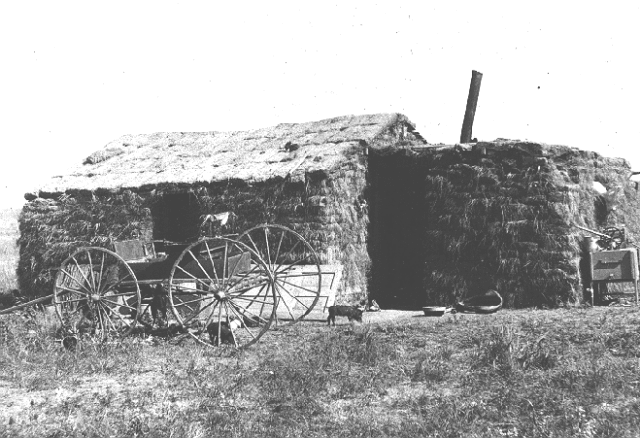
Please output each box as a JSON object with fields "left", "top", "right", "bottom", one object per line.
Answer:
{"left": 168, "top": 237, "right": 276, "bottom": 349}
{"left": 53, "top": 247, "right": 141, "bottom": 339}
{"left": 238, "top": 224, "right": 322, "bottom": 324}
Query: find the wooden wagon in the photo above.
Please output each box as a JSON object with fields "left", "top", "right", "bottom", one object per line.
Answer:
{"left": 48, "top": 224, "right": 338, "bottom": 349}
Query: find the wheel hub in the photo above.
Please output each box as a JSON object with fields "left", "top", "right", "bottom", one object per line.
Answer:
{"left": 214, "top": 290, "right": 226, "bottom": 300}
{"left": 90, "top": 294, "right": 101, "bottom": 303}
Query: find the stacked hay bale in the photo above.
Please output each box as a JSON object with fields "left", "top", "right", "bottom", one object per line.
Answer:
{"left": 18, "top": 191, "right": 153, "bottom": 297}
{"left": 18, "top": 172, "right": 370, "bottom": 301}
{"left": 189, "top": 166, "right": 370, "bottom": 298}
{"left": 369, "top": 140, "right": 640, "bottom": 308}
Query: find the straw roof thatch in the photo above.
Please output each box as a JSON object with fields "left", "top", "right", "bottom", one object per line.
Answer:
{"left": 31, "top": 113, "right": 421, "bottom": 197}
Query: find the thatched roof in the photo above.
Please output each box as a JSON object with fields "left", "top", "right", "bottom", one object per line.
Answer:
{"left": 32, "top": 113, "right": 421, "bottom": 197}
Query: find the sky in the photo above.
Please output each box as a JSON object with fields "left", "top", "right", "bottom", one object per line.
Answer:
{"left": 1, "top": 1, "right": 639, "bottom": 208}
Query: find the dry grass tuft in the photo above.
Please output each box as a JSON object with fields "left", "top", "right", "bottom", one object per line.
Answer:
{"left": 0, "top": 207, "right": 19, "bottom": 293}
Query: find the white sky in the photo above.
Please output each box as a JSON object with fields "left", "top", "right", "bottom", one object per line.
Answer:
{"left": 1, "top": 1, "right": 639, "bottom": 208}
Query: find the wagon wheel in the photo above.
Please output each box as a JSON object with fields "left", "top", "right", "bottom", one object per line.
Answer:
{"left": 53, "top": 247, "right": 141, "bottom": 339}
{"left": 168, "top": 237, "right": 276, "bottom": 349}
{"left": 599, "top": 227, "right": 625, "bottom": 250}
{"left": 238, "top": 224, "right": 322, "bottom": 324}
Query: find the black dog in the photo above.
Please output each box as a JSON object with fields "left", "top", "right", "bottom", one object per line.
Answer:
{"left": 327, "top": 305, "right": 364, "bottom": 326}
{"left": 207, "top": 321, "right": 237, "bottom": 345}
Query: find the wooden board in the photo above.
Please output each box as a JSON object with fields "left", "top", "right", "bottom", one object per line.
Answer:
{"left": 591, "top": 249, "right": 639, "bottom": 281}
{"left": 273, "top": 264, "right": 343, "bottom": 315}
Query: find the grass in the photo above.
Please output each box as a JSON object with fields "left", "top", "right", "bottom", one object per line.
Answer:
{"left": 1, "top": 308, "right": 640, "bottom": 437}
{"left": 0, "top": 207, "right": 19, "bottom": 292}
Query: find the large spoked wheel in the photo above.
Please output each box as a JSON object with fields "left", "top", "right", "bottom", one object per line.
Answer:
{"left": 53, "top": 247, "right": 141, "bottom": 339}
{"left": 238, "top": 224, "right": 322, "bottom": 324}
{"left": 168, "top": 237, "right": 276, "bottom": 349}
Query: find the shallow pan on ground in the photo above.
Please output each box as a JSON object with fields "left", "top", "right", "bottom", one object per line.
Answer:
{"left": 422, "top": 306, "right": 446, "bottom": 317}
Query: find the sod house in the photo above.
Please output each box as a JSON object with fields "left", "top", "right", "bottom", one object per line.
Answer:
{"left": 19, "top": 113, "right": 640, "bottom": 309}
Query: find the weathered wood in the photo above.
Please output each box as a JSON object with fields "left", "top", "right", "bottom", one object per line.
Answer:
{"left": 460, "top": 70, "right": 483, "bottom": 143}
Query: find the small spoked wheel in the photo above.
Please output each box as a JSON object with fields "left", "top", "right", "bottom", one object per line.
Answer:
{"left": 238, "top": 224, "right": 322, "bottom": 324}
{"left": 168, "top": 237, "right": 276, "bottom": 349}
{"left": 53, "top": 247, "right": 141, "bottom": 339}
{"left": 599, "top": 227, "right": 625, "bottom": 250}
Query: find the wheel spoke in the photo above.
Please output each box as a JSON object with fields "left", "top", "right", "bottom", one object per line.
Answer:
{"left": 175, "top": 265, "right": 213, "bottom": 290}
{"left": 231, "top": 281, "right": 271, "bottom": 319}
{"left": 275, "top": 251, "right": 310, "bottom": 274}
{"left": 59, "top": 268, "right": 93, "bottom": 296}
{"left": 55, "top": 296, "right": 91, "bottom": 305}
{"left": 186, "top": 249, "right": 215, "bottom": 284}
{"left": 226, "top": 302, "right": 257, "bottom": 343}
{"left": 100, "top": 272, "right": 136, "bottom": 296}
{"left": 225, "top": 263, "right": 264, "bottom": 291}
{"left": 55, "top": 284, "right": 90, "bottom": 297}
{"left": 226, "top": 242, "right": 247, "bottom": 282}
{"left": 229, "top": 294, "right": 275, "bottom": 306}
{"left": 173, "top": 295, "right": 208, "bottom": 315}
{"left": 190, "top": 299, "right": 219, "bottom": 341}
{"left": 216, "top": 299, "right": 223, "bottom": 347}
{"left": 257, "top": 282, "right": 270, "bottom": 319}
{"left": 97, "top": 253, "right": 106, "bottom": 298}
{"left": 245, "top": 233, "right": 261, "bottom": 261}
{"left": 108, "top": 305, "right": 132, "bottom": 328}
{"left": 226, "top": 280, "right": 271, "bottom": 298}
{"left": 263, "top": 228, "right": 272, "bottom": 269}
{"left": 182, "top": 298, "right": 217, "bottom": 326}
{"left": 273, "top": 281, "right": 298, "bottom": 318}
{"left": 274, "top": 231, "right": 285, "bottom": 267}
{"left": 274, "top": 240, "right": 301, "bottom": 270}
{"left": 100, "top": 298, "right": 139, "bottom": 313}
{"left": 222, "top": 243, "right": 229, "bottom": 289}
{"left": 228, "top": 299, "right": 271, "bottom": 326}
{"left": 86, "top": 251, "right": 97, "bottom": 293}
{"left": 204, "top": 241, "right": 222, "bottom": 285}
{"left": 173, "top": 295, "right": 211, "bottom": 307}
{"left": 275, "top": 277, "right": 321, "bottom": 296}
{"left": 72, "top": 256, "right": 95, "bottom": 294}
{"left": 99, "top": 303, "right": 119, "bottom": 332}
{"left": 275, "top": 280, "right": 312, "bottom": 311}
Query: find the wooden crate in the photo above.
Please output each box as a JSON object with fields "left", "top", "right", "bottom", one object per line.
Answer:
{"left": 591, "top": 249, "right": 639, "bottom": 281}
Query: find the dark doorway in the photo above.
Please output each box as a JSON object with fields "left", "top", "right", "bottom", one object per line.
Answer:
{"left": 594, "top": 194, "right": 608, "bottom": 227}
{"left": 153, "top": 192, "right": 201, "bottom": 242}
{"left": 367, "top": 151, "right": 429, "bottom": 309}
